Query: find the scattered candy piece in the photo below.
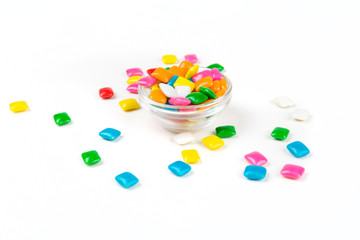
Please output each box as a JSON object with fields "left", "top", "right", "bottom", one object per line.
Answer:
{"left": 292, "top": 109, "right": 311, "bottom": 121}
{"left": 119, "top": 99, "right": 140, "bottom": 111}
{"left": 9, "top": 101, "right": 28, "bottom": 113}
{"left": 175, "top": 85, "right": 191, "bottom": 98}
{"left": 150, "top": 89, "right": 167, "bottom": 104}
{"left": 159, "top": 83, "right": 178, "bottom": 98}
{"left": 211, "top": 68, "right": 223, "bottom": 80}
{"left": 210, "top": 80, "right": 221, "bottom": 92}
{"left": 99, "top": 87, "right": 114, "bottom": 99}
{"left": 215, "top": 89, "right": 226, "bottom": 98}
{"left": 168, "top": 66, "right": 186, "bottom": 77}
{"left": 127, "top": 83, "right": 139, "bottom": 94}
{"left": 147, "top": 68, "right": 157, "bottom": 76}
{"left": 184, "top": 54, "right": 198, "bottom": 64}
{"left": 81, "top": 150, "right": 101, "bottom": 165}
{"left": 287, "top": 141, "right": 310, "bottom": 158}
{"left": 162, "top": 55, "right": 178, "bottom": 64}
{"left": 168, "top": 161, "right": 192, "bottom": 176}
{"left": 174, "top": 77, "right": 195, "bottom": 92}
{"left": 151, "top": 67, "right": 174, "bottom": 83}
{"left": 151, "top": 83, "right": 160, "bottom": 91}
{"left": 215, "top": 125, "right": 236, "bottom": 138}
{"left": 53, "top": 112, "right": 71, "bottom": 126}
{"left": 220, "top": 78, "right": 227, "bottom": 90}
{"left": 127, "top": 76, "right": 142, "bottom": 84}
{"left": 244, "top": 165, "right": 267, "bottom": 180}
{"left": 271, "top": 127, "right": 290, "bottom": 140}
{"left": 99, "top": 128, "right": 121, "bottom": 141}
{"left": 126, "top": 68, "right": 143, "bottom": 77}
{"left": 192, "top": 70, "right": 212, "bottom": 82}
{"left": 280, "top": 164, "right": 305, "bottom": 180}
{"left": 185, "top": 64, "right": 199, "bottom": 79}
{"left": 199, "top": 87, "right": 216, "bottom": 99}
{"left": 115, "top": 172, "right": 139, "bottom": 188}
{"left": 244, "top": 151, "right": 268, "bottom": 166}
{"left": 186, "top": 92, "right": 208, "bottom": 104}
{"left": 181, "top": 149, "right": 200, "bottom": 164}
{"left": 172, "top": 132, "right": 195, "bottom": 145}
{"left": 273, "top": 96, "right": 295, "bottom": 108}
{"left": 168, "top": 97, "right": 191, "bottom": 106}
{"left": 207, "top": 63, "right": 224, "bottom": 72}
{"left": 195, "top": 77, "right": 213, "bottom": 91}
{"left": 179, "top": 60, "right": 194, "bottom": 73}
{"left": 167, "top": 75, "right": 179, "bottom": 87}
{"left": 138, "top": 76, "right": 157, "bottom": 88}
{"left": 202, "top": 135, "right": 224, "bottom": 150}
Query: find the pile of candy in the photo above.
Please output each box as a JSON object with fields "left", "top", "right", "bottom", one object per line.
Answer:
{"left": 8, "top": 53, "right": 311, "bottom": 189}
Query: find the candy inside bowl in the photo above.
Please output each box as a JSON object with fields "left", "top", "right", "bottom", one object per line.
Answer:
{"left": 138, "top": 67, "right": 232, "bottom": 132}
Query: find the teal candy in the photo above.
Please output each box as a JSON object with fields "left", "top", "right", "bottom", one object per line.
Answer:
{"left": 244, "top": 165, "right": 267, "bottom": 180}
{"left": 168, "top": 161, "right": 191, "bottom": 176}
{"left": 99, "top": 128, "right": 121, "bottom": 141}
{"left": 115, "top": 172, "right": 139, "bottom": 188}
{"left": 287, "top": 141, "right": 310, "bottom": 158}
{"left": 167, "top": 75, "right": 178, "bottom": 87}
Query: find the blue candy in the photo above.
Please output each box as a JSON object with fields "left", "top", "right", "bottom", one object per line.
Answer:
{"left": 244, "top": 165, "right": 267, "bottom": 180}
{"left": 99, "top": 128, "right": 121, "bottom": 141}
{"left": 115, "top": 172, "right": 139, "bottom": 188}
{"left": 168, "top": 161, "right": 191, "bottom": 176}
{"left": 167, "top": 75, "right": 179, "bottom": 87}
{"left": 287, "top": 141, "right": 310, "bottom": 158}
{"left": 163, "top": 100, "right": 178, "bottom": 112}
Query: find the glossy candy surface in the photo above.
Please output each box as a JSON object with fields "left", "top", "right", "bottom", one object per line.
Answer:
{"left": 9, "top": 101, "right": 28, "bottom": 112}
{"left": 175, "top": 85, "right": 191, "bottom": 98}
{"left": 159, "top": 83, "right": 178, "bottom": 98}
{"left": 271, "top": 127, "right": 290, "bottom": 140}
{"left": 53, "top": 112, "right": 71, "bottom": 126}
{"left": 115, "top": 172, "right": 139, "bottom": 188}
{"left": 211, "top": 68, "right": 223, "bottom": 80}
{"left": 215, "top": 89, "right": 226, "bottom": 98}
{"left": 81, "top": 150, "right": 101, "bottom": 165}
{"left": 119, "top": 99, "right": 140, "bottom": 111}
{"left": 195, "top": 77, "right": 213, "bottom": 91}
{"left": 202, "top": 135, "right": 224, "bottom": 150}
{"left": 184, "top": 54, "right": 198, "bottom": 64}
{"left": 185, "top": 64, "right": 199, "bottom": 79}
{"left": 186, "top": 92, "right": 208, "bottom": 104}
{"left": 179, "top": 60, "right": 194, "bottom": 73}
{"left": 181, "top": 149, "right": 200, "bottom": 164}
{"left": 127, "top": 76, "right": 142, "bottom": 84}
{"left": 99, "top": 128, "right": 121, "bottom": 141}
{"left": 172, "top": 132, "right": 195, "bottom": 145}
{"left": 162, "top": 55, "right": 177, "bottom": 64}
{"left": 173, "top": 77, "right": 195, "bottom": 92}
{"left": 210, "top": 80, "right": 220, "bottom": 92}
{"left": 280, "top": 164, "right": 305, "bottom": 180}
{"left": 169, "top": 66, "right": 185, "bottom": 77}
{"left": 244, "top": 165, "right": 267, "bottom": 180}
{"left": 274, "top": 96, "right": 295, "bottom": 108}
{"left": 168, "top": 97, "right": 191, "bottom": 106}
{"left": 292, "top": 109, "right": 311, "bottom": 121}
{"left": 167, "top": 75, "right": 179, "bottom": 87}
{"left": 138, "top": 76, "right": 157, "bottom": 87}
{"left": 99, "top": 87, "right": 114, "bottom": 99}
{"left": 192, "top": 70, "right": 211, "bottom": 82}
{"left": 147, "top": 68, "right": 157, "bottom": 76}
{"left": 168, "top": 161, "right": 192, "bottom": 176}
{"left": 220, "top": 78, "right": 227, "bottom": 90}
{"left": 207, "top": 63, "right": 224, "bottom": 72}
{"left": 126, "top": 68, "right": 143, "bottom": 77}
{"left": 151, "top": 67, "right": 174, "bottom": 83}
{"left": 215, "top": 125, "right": 236, "bottom": 138}
{"left": 127, "top": 83, "right": 139, "bottom": 94}
{"left": 150, "top": 89, "right": 167, "bottom": 104}
{"left": 287, "top": 141, "right": 310, "bottom": 158}
{"left": 244, "top": 151, "right": 268, "bottom": 166}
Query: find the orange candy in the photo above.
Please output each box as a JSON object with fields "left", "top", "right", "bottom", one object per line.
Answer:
{"left": 195, "top": 77, "right": 213, "bottom": 92}
{"left": 179, "top": 60, "right": 194, "bottom": 73}
{"left": 216, "top": 89, "right": 226, "bottom": 98}
{"left": 150, "top": 89, "right": 167, "bottom": 104}
{"left": 151, "top": 67, "right": 174, "bottom": 83}
{"left": 169, "top": 66, "right": 186, "bottom": 77}
{"left": 210, "top": 80, "right": 220, "bottom": 92}
{"left": 220, "top": 78, "right": 227, "bottom": 90}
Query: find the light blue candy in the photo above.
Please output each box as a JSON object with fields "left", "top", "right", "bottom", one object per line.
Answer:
{"left": 168, "top": 161, "right": 191, "bottom": 176}
{"left": 115, "top": 172, "right": 139, "bottom": 188}
{"left": 167, "top": 75, "right": 179, "bottom": 87}
{"left": 287, "top": 141, "right": 310, "bottom": 158}
{"left": 244, "top": 165, "right": 266, "bottom": 180}
{"left": 99, "top": 128, "right": 121, "bottom": 141}
{"left": 188, "top": 78, "right": 194, "bottom": 83}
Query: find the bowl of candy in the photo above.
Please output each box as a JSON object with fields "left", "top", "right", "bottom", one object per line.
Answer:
{"left": 138, "top": 60, "right": 232, "bottom": 132}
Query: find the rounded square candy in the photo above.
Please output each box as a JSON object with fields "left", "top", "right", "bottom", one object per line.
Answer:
{"left": 99, "top": 87, "right": 114, "bottom": 99}
{"left": 10, "top": 101, "right": 28, "bottom": 113}
{"left": 115, "top": 172, "right": 139, "bottom": 188}
{"left": 184, "top": 54, "right": 198, "bottom": 64}
{"left": 162, "top": 54, "right": 178, "bottom": 64}
{"left": 126, "top": 68, "right": 143, "bottom": 77}
{"left": 287, "top": 141, "right": 310, "bottom": 158}
{"left": 53, "top": 112, "right": 71, "bottom": 126}
{"left": 181, "top": 149, "right": 200, "bottom": 164}
{"left": 244, "top": 165, "right": 267, "bottom": 180}
{"left": 81, "top": 150, "right": 101, "bottom": 165}
{"left": 168, "top": 161, "right": 191, "bottom": 176}
{"left": 99, "top": 128, "right": 121, "bottom": 141}
{"left": 207, "top": 63, "right": 224, "bottom": 72}
{"left": 202, "top": 135, "right": 224, "bottom": 150}
{"left": 273, "top": 96, "right": 295, "bottom": 108}
{"left": 271, "top": 127, "right": 290, "bottom": 140}
{"left": 280, "top": 164, "right": 305, "bottom": 180}
{"left": 172, "top": 132, "right": 195, "bottom": 145}
{"left": 215, "top": 125, "right": 236, "bottom": 138}
{"left": 244, "top": 151, "right": 268, "bottom": 166}
{"left": 119, "top": 99, "right": 140, "bottom": 111}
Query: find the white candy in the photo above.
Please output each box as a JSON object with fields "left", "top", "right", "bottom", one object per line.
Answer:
{"left": 172, "top": 132, "right": 195, "bottom": 145}
{"left": 291, "top": 109, "right": 311, "bottom": 121}
{"left": 175, "top": 85, "right": 191, "bottom": 98}
{"left": 159, "top": 83, "right": 178, "bottom": 98}
{"left": 274, "top": 96, "right": 295, "bottom": 108}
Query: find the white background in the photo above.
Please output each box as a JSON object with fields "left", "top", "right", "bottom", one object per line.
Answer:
{"left": 1, "top": 0, "right": 359, "bottom": 239}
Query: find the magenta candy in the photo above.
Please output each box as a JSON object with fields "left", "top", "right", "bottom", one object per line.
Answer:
{"left": 169, "top": 97, "right": 191, "bottom": 106}
{"left": 179, "top": 108, "right": 197, "bottom": 112}
{"left": 137, "top": 76, "right": 157, "bottom": 87}
{"left": 126, "top": 68, "right": 143, "bottom": 77}
{"left": 211, "top": 68, "right": 223, "bottom": 80}
{"left": 127, "top": 83, "right": 139, "bottom": 94}
{"left": 244, "top": 151, "right": 268, "bottom": 166}
{"left": 280, "top": 164, "right": 305, "bottom": 180}
{"left": 184, "top": 54, "right": 198, "bottom": 64}
{"left": 192, "top": 70, "right": 212, "bottom": 82}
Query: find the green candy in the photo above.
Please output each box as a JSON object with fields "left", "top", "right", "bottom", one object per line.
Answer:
{"left": 199, "top": 87, "right": 217, "bottom": 99}
{"left": 81, "top": 150, "right": 101, "bottom": 165}
{"left": 271, "top": 127, "right": 290, "bottom": 140}
{"left": 186, "top": 92, "right": 208, "bottom": 104}
{"left": 207, "top": 63, "right": 224, "bottom": 72}
{"left": 215, "top": 125, "right": 236, "bottom": 138}
{"left": 165, "top": 67, "right": 170, "bottom": 70}
{"left": 53, "top": 112, "right": 71, "bottom": 126}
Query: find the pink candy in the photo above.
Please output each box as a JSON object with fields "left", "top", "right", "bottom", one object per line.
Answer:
{"left": 211, "top": 68, "right": 223, "bottom": 80}
{"left": 137, "top": 76, "right": 157, "bottom": 87}
{"left": 184, "top": 54, "right": 198, "bottom": 64}
{"left": 127, "top": 83, "right": 139, "bottom": 94}
{"left": 126, "top": 68, "right": 143, "bottom": 77}
{"left": 244, "top": 151, "right": 268, "bottom": 166}
{"left": 169, "top": 97, "right": 191, "bottom": 106}
{"left": 280, "top": 164, "right": 305, "bottom": 180}
{"left": 192, "top": 70, "right": 212, "bottom": 82}
{"left": 179, "top": 108, "right": 197, "bottom": 112}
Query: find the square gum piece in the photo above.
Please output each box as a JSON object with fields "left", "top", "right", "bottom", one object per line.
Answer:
{"left": 244, "top": 151, "right": 268, "bottom": 166}
{"left": 280, "top": 164, "right": 305, "bottom": 180}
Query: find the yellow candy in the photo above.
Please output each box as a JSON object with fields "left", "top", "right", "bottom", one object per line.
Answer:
{"left": 181, "top": 149, "right": 200, "bottom": 164}
{"left": 162, "top": 54, "right": 178, "bottom": 64}
{"left": 127, "top": 76, "right": 142, "bottom": 84}
{"left": 202, "top": 135, "right": 224, "bottom": 150}
{"left": 151, "top": 82, "right": 160, "bottom": 91}
{"left": 9, "top": 101, "right": 28, "bottom": 113}
{"left": 119, "top": 99, "right": 140, "bottom": 111}
{"left": 185, "top": 64, "right": 199, "bottom": 79}
{"left": 173, "top": 77, "right": 195, "bottom": 92}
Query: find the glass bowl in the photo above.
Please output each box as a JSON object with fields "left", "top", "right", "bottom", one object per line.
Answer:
{"left": 138, "top": 68, "right": 232, "bottom": 132}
